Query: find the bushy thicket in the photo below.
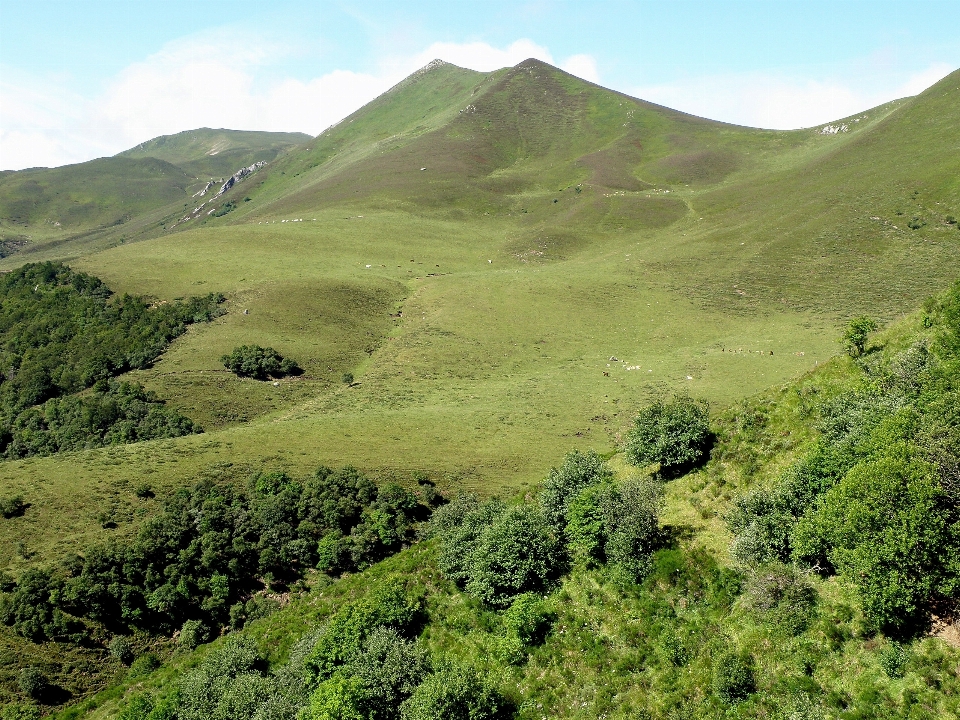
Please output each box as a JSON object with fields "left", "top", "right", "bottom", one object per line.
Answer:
{"left": 0, "top": 467, "right": 432, "bottom": 643}
{"left": 221, "top": 345, "right": 300, "bottom": 380}
{"left": 728, "top": 280, "right": 960, "bottom": 633}
{"left": 431, "top": 450, "right": 663, "bottom": 608}
{"left": 624, "top": 395, "right": 712, "bottom": 475}
{"left": 2, "top": 379, "right": 199, "bottom": 458}
{"left": 0, "top": 262, "right": 223, "bottom": 457}
{"left": 118, "top": 582, "right": 508, "bottom": 720}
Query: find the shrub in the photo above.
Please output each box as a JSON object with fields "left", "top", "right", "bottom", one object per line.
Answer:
{"left": 712, "top": 650, "right": 755, "bottom": 703}
{"left": 306, "top": 581, "right": 421, "bottom": 682}
{"left": 0, "top": 703, "right": 41, "bottom": 720}
{"left": 221, "top": 345, "right": 300, "bottom": 379}
{"left": 342, "top": 372, "right": 354, "bottom": 385}
{"left": 0, "top": 495, "right": 26, "bottom": 518}
{"left": 400, "top": 661, "right": 509, "bottom": 720}
{"left": 600, "top": 476, "right": 663, "bottom": 581}
{"left": 466, "top": 505, "right": 560, "bottom": 608}
{"left": 564, "top": 483, "right": 609, "bottom": 568}
{"left": 743, "top": 563, "right": 817, "bottom": 635}
{"left": 879, "top": 642, "right": 909, "bottom": 678}
{"left": 501, "top": 593, "right": 553, "bottom": 646}
{"left": 539, "top": 449, "right": 612, "bottom": 532}
{"left": 17, "top": 667, "right": 47, "bottom": 699}
{"left": 109, "top": 635, "right": 135, "bottom": 664}
{"left": 433, "top": 496, "right": 505, "bottom": 586}
{"left": 841, "top": 316, "right": 878, "bottom": 357}
{"left": 344, "top": 627, "right": 431, "bottom": 718}
{"left": 128, "top": 652, "right": 161, "bottom": 677}
{"left": 179, "top": 618, "right": 210, "bottom": 649}
{"left": 624, "top": 395, "right": 711, "bottom": 476}
{"left": 791, "top": 449, "right": 958, "bottom": 632}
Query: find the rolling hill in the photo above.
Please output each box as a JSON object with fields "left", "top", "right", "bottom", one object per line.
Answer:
{"left": 0, "top": 129, "right": 309, "bottom": 257}
{"left": 0, "top": 58, "right": 959, "bottom": 714}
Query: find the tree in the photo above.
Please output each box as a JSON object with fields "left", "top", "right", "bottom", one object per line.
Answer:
{"left": 221, "top": 345, "right": 300, "bottom": 379}
{"left": 400, "top": 662, "right": 509, "bottom": 720}
{"left": 466, "top": 505, "right": 560, "bottom": 608}
{"left": 841, "top": 316, "right": 878, "bottom": 357}
{"left": 624, "top": 395, "right": 711, "bottom": 476}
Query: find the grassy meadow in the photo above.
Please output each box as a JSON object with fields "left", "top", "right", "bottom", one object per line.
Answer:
{"left": 0, "top": 59, "right": 959, "bottom": 713}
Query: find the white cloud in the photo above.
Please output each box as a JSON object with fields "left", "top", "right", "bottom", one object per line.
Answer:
{"left": 561, "top": 54, "right": 600, "bottom": 83}
{"left": 0, "top": 34, "right": 599, "bottom": 170}
{"left": 631, "top": 63, "right": 955, "bottom": 130}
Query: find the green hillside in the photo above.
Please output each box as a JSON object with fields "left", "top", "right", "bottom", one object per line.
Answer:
{"left": 0, "top": 58, "right": 958, "bottom": 715}
{"left": 0, "top": 130, "right": 309, "bottom": 258}
{"left": 116, "top": 128, "right": 311, "bottom": 179}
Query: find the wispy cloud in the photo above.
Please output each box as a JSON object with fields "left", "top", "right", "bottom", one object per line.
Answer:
{"left": 0, "top": 28, "right": 953, "bottom": 170}
{"left": 0, "top": 33, "right": 598, "bottom": 170}
{"left": 631, "top": 63, "right": 954, "bottom": 130}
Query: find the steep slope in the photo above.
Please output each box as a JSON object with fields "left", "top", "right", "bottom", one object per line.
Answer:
{"left": 117, "top": 127, "right": 310, "bottom": 179}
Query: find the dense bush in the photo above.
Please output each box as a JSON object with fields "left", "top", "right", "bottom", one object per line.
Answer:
{"left": 433, "top": 453, "right": 663, "bottom": 605}
{"left": 711, "top": 650, "right": 755, "bottom": 703}
{"left": 841, "top": 316, "right": 878, "bottom": 357}
{"left": 727, "top": 280, "right": 960, "bottom": 635}
{"left": 742, "top": 563, "right": 817, "bottom": 635}
{"left": 309, "top": 627, "right": 430, "bottom": 720}
{"left": 17, "top": 666, "right": 48, "bottom": 699}
{"left": 221, "top": 345, "right": 300, "bottom": 379}
{"left": 466, "top": 505, "right": 561, "bottom": 608}
{"left": 0, "top": 494, "right": 26, "bottom": 518}
{"left": 109, "top": 634, "right": 135, "bottom": 664}
{"left": 792, "top": 448, "right": 958, "bottom": 631}
{"left": 3, "top": 379, "right": 199, "bottom": 459}
{"left": 624, "top": 395, "right": 712, "bottom": 475}
{"left": 399, "top": 661, "right": 510, "bottom": 720}
{"left": 0, "top": 262, "right": 222, "bottom": 457}
{"left": 0, "top": 467, "right": 431, "bottom": 644}
{"left": 539, "top": 449, "right": 612, "bottom": 532}
{"left": 306, "top": 581, "right": 422, "bottom": 683}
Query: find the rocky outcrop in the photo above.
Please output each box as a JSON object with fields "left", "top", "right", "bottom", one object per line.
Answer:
{"left": 215, "top": 161, "right": 266, "bottom": 198}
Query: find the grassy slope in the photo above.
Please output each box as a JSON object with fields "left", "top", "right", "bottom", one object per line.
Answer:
{"left": 60, "top": 306, "right": 960, "bottom": 720}
{"left": 116, "top": 128, "right": 310, "bottom": 178}
{"left": 0, "top": 130, "right": 310, "bottom": 256}
{"left": 1, "top": 63, "right": 958, "bottom": 570}
{"left": 1, "top": 61, "right": 959, "bottom": 712}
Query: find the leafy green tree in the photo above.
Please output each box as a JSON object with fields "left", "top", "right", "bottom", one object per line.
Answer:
{"left": 601, "top": 476, "right": 664, "bottom": 581}
{"left": 400, "top": 662, "right": 509, "bottom": 720}
{"left": 466, "top": 505, "right": 560, "bottom": 608}
{"left": 624, "top": 395, "right": 711, "bottom": 476}
{"left": 792, "top": 448, "right": 959, "bottom": 632}
{"left": 841, "top": 316, "right": 878, "bottom": 357}
{"left": 306, "top": 581, "right": 421, "bottom": 683}
{"left": 432, "top": 495, "right": 505, "bottom": 586}
{"left": 539, "top": 449, "right": 612, "bottom": 533}
{"left": 221, "top": 345, "right": 300, "bottom": 379}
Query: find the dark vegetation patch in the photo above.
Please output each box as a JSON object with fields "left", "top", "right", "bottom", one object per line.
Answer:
{"left": 0, "top": 262, "right": 222, "bottom": 458}
{"left": 0, "top": 236, "right": 28, "bottom": 258}
{"left": 597, "top": 195, "right": 688, "bottom": 229}
{"left": 503, "top": 231, "right": 588, "bottom": 263}
{"left": 652, "top": 149, "right": 740, "bottom": 186}
{"left": 2, "top": 379, "right": 200, "bottom": 459}
{"left": 576, "top": 134, "right": 650, "bottom": 191}
{"left": 221, "top": 345, "right": 301, "bottom": 380}
{"left": 0, "top": 465, "right": 436, "bottom": 647}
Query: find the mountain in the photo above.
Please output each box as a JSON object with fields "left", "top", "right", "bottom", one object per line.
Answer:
{"left": 116, "top": 127, "right": 311, "bottom": 178}
{"left": 0, "top": 59, "right": 959, "bottom": 713}
{"left": 0, "top": 129, "right": 309, "bottom": 256}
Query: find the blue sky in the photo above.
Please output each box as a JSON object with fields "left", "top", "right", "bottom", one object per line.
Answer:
{"left": 1, "top": 0, "right": 958, "bottom": 169}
